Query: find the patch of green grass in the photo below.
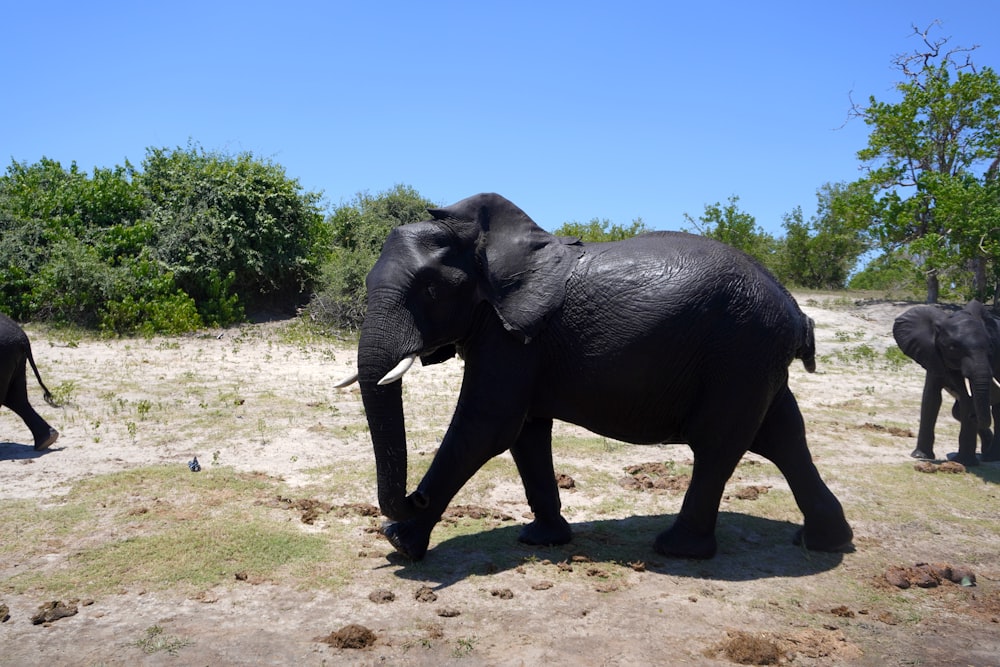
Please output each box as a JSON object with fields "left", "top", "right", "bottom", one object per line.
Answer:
{"left": 132, "top": 625, "right": 192, "bottom": 656}
{"left": 1, "top": 465, "right": 358, "bottom": 598}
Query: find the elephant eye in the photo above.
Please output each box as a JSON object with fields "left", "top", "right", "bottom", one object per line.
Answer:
{"left": 424, "top": 284, "right": 437, "bottom": 300}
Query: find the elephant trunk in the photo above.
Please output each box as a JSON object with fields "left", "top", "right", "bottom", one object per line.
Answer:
{"left": 970, "top": 373, "right": 993, "bottom": 432}
{"left": 358, "top": 302, "right": 424, "bottom": 521}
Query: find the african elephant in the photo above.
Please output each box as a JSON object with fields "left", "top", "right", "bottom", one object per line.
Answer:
{"left": 892, "top": 300, "right": 1000, "bottom": 466}
{"left": 0, "top": 312, "right": 59, "bottom": 450}
{"left": 337, "top": 193, "right": 852, "bottom": 561}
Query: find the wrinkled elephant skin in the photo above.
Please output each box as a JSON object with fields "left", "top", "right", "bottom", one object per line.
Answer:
{"left": 347, "top": 193, "right": 853, "bottom": 561}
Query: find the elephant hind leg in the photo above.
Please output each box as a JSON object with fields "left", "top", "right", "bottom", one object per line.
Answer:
{"left": 655, "top": 440, "right": 747, "bottom": 559}
{"left": 2, "top": 360, "right": 58, "bottom": 450}
{"left": 749, "top": 387, "right": 853, "bottom": 552}
{"left": 510, "top": 418, "right": 572, "bottom": 546}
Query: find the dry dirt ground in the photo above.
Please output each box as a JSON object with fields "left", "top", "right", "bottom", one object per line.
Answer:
{"left": 2, "top": 292, "right": 999, "bottom": 666}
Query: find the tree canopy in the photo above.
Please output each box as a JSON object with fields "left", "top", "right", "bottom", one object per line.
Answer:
{"left": 851, "top": 23, "right": 1000, "bottom": 303}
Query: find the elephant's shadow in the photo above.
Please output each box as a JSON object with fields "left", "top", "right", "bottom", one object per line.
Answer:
{"left": 386, "top": 512, "right": 848, "bottom": 590}
{"left": 0, "top": 441, "right": 61, "bottom": 461}
{"left": 946, "top": 457, "right": 1000, "bottom": 484}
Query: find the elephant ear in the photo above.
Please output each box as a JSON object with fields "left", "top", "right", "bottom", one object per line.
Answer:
{"left": 892, "top": 305, "right": 949, "bottom": 374}
{"left": 429, "top": 193, "right": 584, "bottom": 342}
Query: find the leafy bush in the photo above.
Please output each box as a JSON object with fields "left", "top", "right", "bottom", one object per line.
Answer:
{"left": 306, "top": 185, "right": 435, "bottom": 329}
{"left": 138, "top": 144, "right": 326, "bottom": 314}
{"left": 0, "top": 146, "right": 323, "bottom": 334}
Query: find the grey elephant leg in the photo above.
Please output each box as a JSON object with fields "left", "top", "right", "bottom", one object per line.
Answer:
{"left": 749, "top": 387, "right": 852, "bottom": 552}
{"left": 382, "top": 403, "right": 527, "bottom": 560}
{"left": 510, "top": 417, "right": 572, "bottom": 546}
{"left": 1, "top": 360, "right": 58, "bottom": 450}
{"left": 912, "top": 380, "right": 941, "bottom": 460}
{"left": 654, "top": 445, "right": 745, "bottom": 559}
{"left": 951, "top": 417, "right": 981, "bottom": 467}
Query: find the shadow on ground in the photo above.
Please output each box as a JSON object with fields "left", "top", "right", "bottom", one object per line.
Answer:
{"left": 0, "top": 441, "right": 62, "bottom": 461}
{"left": 387, "top": 511, "right": 846, "bottom": 590}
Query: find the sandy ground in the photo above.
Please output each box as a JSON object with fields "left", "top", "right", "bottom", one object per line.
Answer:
{"left": 1, "top": 293, "right": 999, "bottom": 666}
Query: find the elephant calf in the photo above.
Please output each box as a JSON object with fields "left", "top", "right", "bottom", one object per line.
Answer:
{"left": 339, "top": 193, "right": 853, "bottom": 561}
{"left": 0, "top": 312, "right": 59, "bottom": 450}
{"left": 893, "top": 300, "right": 1000, "bottom": 465}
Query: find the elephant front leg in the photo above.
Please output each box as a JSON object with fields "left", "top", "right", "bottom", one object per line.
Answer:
{"left": 382, "top": 401, "right": 529, "bottom": 560}
{"left": 510, "top": 417, "right": 572, "bottom": 547}
{"left": 912, "top": 378, "right": 942, "bottom": 460}
{"left": 950, "top": 417, "right": 982, "bottom": 467}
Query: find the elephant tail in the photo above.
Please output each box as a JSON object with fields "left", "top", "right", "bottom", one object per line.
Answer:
{"left": 25, "top": 343, "right": 59, "bottom": 408}
{"left": 797, "top": 316, "right": 817, "bottom": 373}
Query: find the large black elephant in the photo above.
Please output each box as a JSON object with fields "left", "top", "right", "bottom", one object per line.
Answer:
{"left": 337, "top": 193, "right": 852, "bottom": 561}
{"left": 0, "top": 312, "right": 59, "bottom": 450}
{"left": 893, "top": 300, "right": 1000, "bottom": 466}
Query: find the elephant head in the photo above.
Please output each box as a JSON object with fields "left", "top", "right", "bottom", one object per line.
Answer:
{"left": 893, "top": 300, "right": 1000, "bottom": 434}
{"left": 344, "top": 193, "right": 583, "bottom": 521}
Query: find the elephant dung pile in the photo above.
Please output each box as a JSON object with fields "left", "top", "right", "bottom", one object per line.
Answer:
{"left": 884, "top": 562, "right": 976, "bottom": 589}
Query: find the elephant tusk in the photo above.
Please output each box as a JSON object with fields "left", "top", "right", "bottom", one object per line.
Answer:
{"left": 965, "top": 378, "right": 973, "bottom": 397}
{"left": 994, "top": 377, "right": 1000, "bottom": 390}
{"left": 333, "top": 372, "right": 358, "bottom": 389}
{"left": 378, "top": 355, "right": 417, "bottom": 385}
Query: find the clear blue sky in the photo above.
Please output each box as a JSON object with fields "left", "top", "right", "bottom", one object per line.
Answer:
{"left": 3, "top": 1, "right": 998, "bottom": 235}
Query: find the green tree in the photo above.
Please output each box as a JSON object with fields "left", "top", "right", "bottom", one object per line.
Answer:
{"left": 553, "top": 217, "right": 651, "bottom": 242}
{"left": 852, "top": 23, "right": 1000, "bottom": 304}
{"left": 683, "top": 195, "right": 776, "bottom": 266}
{"left": 307, "top": 184, "right": 435, "bottom": 329}
{"left": 773, "top": 183, "right": 870, "bottom": 289}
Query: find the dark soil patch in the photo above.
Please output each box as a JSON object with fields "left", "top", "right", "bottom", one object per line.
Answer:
{"left": 728, "top": 485, "right": 771, "bottom": 501}
{"left": 619, "top": 462, "right": 690, "bottom": 492}
{"left": 712, "top": 630, "right": 786, "bottom": 665}
{"left": 883, "top": 562, "right": 976, "bottom": 589}
{"left": 709, "top": 628, "right": 862, "bottom": 664}
{"left": 318, "top": 624, "right": 377, "bottom": 649}
{"left": 913, "top": 461, "right": 967, "bottom": 474}
{"left": 858, "top": 422, "right": 915, "bottom": 438}
{"left": 441, "top": 504, "right": 515, "bottom": 523}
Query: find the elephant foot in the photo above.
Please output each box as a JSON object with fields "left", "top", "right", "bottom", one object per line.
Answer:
{"left": 793, "top": 515, "right": 854, "bottom": 553}
{"left": 946, "top": 451, "right": 980, "bottom": 467}
{"left": 518, "top": 515, "right": 572, "bottom": 547}
{"left": 910, "top": 448, "right": 935, "bottom": 461}
{"left": 34, "top": 428, "right": 59, "bottom": 451}
{"left": 380, "top": 520, "right": 432, "bottom": 561}
{"left": 980, "top": 445, "right": 1000, "bottom": 463}
{"left": 653, "top": 519, "right": 717, "bottom": 559}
